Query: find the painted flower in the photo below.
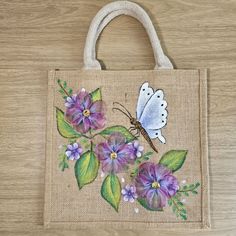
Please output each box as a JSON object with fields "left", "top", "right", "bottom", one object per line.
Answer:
{"left": 66, "top": 90, "right": 106, "bottom": 133}
{"left": 121, "top": 184, "right": 138, "bottom": 203}
{"left": 131, "top": 140, "right": 144, "bottom": 158}
{"left": 95, "top": 133, "right": 136, "bottom": 173}
{"left": 65, "top": 142, "right": 83, "bottom": 161}
{"left": 134, "top": 162, "right": 179, "bottom": 209}
{"left": 65, "top": 94, "right": 77, "bottom": 108}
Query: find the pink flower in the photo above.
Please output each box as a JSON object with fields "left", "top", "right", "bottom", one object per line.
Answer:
{"left": 65, "top": 90, "right": 106, "bottom": 133}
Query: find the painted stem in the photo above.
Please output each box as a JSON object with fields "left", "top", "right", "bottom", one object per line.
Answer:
{"left": 58, "top": 80, "right": 70, "bottom": 97}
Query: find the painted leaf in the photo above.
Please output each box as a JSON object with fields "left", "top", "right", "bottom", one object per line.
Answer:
{"left": 99, "top": 125, "right": 136, "bottom": 142}
{"left": 159, "top": 150, "right": 187, "bottom": 172}
{"left": 90, "top": 88, "right": 102, "bottom": 102}
{"left": 137, "top": 198, "right": 163, "bottom": 211}
{"left": 56, "top": 107, "right": 82, "bottom": 138}
{"left": 74, "top": 150, "right": 99, "bottom": 189}
{"left": 101, "top": 174, "right": 121, "bottom": 212}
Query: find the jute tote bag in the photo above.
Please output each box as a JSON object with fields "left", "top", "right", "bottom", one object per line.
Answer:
{"left": 44, "top": 1, "right": 210, "bottom": 229}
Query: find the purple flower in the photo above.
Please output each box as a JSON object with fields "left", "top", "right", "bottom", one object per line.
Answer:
{"left": 131, "top": 140, "right": 144, "bottom": 158}
{"left": 134, "top": 162, "right": 179, "bottom": 209}
{"left": 121, "top": 184, "right": 138, "bottom": 203}
{"left": 65, "top": 142, "right": 83, "bottom": 160}
{"left": 66, "top": 90, "right": 106, "bottom": 133}
{"left": 95, "top": 133, "right": 136, "bottom": 173}
{"left": 65, "top": 94, "right": 77, "bottom": 108}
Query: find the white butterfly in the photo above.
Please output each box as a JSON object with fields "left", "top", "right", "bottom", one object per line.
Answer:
{"left": 113, "top": 82, "right": 168, "bottom": 152}
{"left": 136, "top": 82, "right": 168, "bottom": 144}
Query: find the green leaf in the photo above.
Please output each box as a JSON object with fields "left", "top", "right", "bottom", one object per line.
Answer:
{"left": 68, "top": 88, "right": 73, "bottom": 95}
{"left": 137, "top": 198, "right": 163, "bottom": 211}
{"left": 169, "top": 195, "right": 188, "bottom": 220}
{"left": 74, "top": 150, "right": 99, "bottom": 189}
{"left": 99, "top": 125, "right": 136, "bottom": 142}
{"left": 101, "top": 174, "right": 121, "bottom": 212}
{"left": 90, "top": 88, "right": 102, "bottom": 102}
{"left": 56, "top": 107, "right": 82, "bottom": 139}
{"left": 63, "top": 81, "right": 67, "bottom": 88}
{"left": 159, "top": 150, "right": 188, "bottom": 172}
{"left": 59, "top": 160, "right": 69, "bottom": 171}
{"left": 179, "top": 182, "right": 200, "bottom": 195}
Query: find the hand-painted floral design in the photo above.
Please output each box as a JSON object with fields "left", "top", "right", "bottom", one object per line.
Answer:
{"left": 121, "top": 184, "right": 138, "bottom": 203}
{"left": 56, "top": 80, "right": 200, "bottom": 220}
{"left": 134, "top": 162, "right": 179, "bottom": 209}
{"left": 131, "top": 140, "right": 144, "bottom": 158}
{"left": 65, "top": 142, "right": 83, "bottom": 161}
{"left": 65, "top": 94, "right": 77, "bottom": 108}
{"left": 95, "top": 133, "right": 136, "bottom": 173}
{"left": 66, "top": 90, "right": 106, "bottom": 133}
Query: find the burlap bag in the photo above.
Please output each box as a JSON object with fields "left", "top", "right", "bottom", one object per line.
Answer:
{"left": 44, "top": 1, "right": 210, "bottom": 230}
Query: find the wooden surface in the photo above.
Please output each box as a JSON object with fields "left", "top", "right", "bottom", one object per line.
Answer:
{"left": 0, "top": 0, "right": 235, "bottom": 235}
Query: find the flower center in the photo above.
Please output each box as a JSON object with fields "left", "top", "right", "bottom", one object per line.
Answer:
{"left": 83, "top": 109, "right": 90, "bottom": 117}
{"left": 151, "top": 181, "right": 160, "bottom": 189}
{"left": 110, "top": 152, "right": 118, "bottom": 160}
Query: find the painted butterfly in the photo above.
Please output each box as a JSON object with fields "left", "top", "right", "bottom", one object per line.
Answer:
{"left": 113, "top": 82, "right": 168, "bottom": 152}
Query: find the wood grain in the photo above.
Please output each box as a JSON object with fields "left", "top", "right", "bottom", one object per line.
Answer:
{"left": 0, "top": 0, "right": 235, "bottom": 235}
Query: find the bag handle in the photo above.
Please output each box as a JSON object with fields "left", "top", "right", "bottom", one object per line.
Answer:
{"left": 83, "top": 1, "right": 173, "bottom": 70}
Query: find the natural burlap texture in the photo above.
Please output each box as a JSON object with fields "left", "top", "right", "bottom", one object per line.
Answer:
{"left": 44, "top": 1, "right": 210, "bottom": 230}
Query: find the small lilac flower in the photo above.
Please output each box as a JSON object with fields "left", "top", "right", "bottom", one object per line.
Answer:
{"left": 134, "top": 162, "right": 179, "bottom": 210}
{"left": 65, "top": 94, "right": 77, "bottom": 108}
{"left": 95, "top": 133, "right": 136, "bottom": 173}
{"left": 66, "top": 90, "right": 106, "bottom": 133}
{"left": 121, "top": 184, "right": 138, "bottom": 203}
{"left": 131, "top": 140, "right": 144, "bottom": 158}
{"left": 65, "top": 142, "right": 83, "bottom": 161}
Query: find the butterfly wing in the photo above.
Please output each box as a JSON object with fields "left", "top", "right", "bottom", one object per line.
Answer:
{"left": 139, "top": 89, "right": 168, "bottom": 130}
{"left": 136, "top": 82, "right": 154, "bottom": 120}
{"left": 146, "top": 129, "right": 166, "bottom": 144}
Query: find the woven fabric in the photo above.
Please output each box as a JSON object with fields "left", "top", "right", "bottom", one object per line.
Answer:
{"left": 44, "top": 69, "right": 210, "bottom": 229}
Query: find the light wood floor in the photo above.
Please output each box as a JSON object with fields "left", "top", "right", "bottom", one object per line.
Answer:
{"left": 0, "top": 1, "right": 235, "bottom": 235}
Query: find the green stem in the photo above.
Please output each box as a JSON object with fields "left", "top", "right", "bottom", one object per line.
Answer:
{"left": 58, "top": 80, "right": 70, "bottom": 97}
{"left": 171, "top": 197, "right": 181, "bottom": 212}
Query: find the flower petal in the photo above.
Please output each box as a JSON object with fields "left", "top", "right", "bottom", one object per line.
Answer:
{"left": 123, "top": 195, "right": 129, "bottom": 202}
{"left": 90, "top": 101, "right": 105, "bottom": 113}
{"left": 155, "top": 164, "right": 172, "bottom": 181}
{"left": 65, "top": 151, "right": 71, "bottom": 157}
{"left": 81, "top": 117, "right": 91, "bottom": 133}
{"left": 138, "top": 146, "right": 144, "bottom": 152}
{"left": 89, "top": 112, "right": 106, "bottom": 130}
{"left": 129, "top": 198, "right": 135, "bottom": 203}
{"left": 146, "top": 189, "right": 167, "bottom": 209}
{"left": 160, "top": 175, "right": 179, "bottom": 197}
{"left": 108, "top": 133, "right": 126, "bottom": 151}
{"left": 101, "top": 158, "right": 113, "bottom": 173}
{"left": 67, "top": 145, "right": 73, "bottom": 150}
{"left": 95, "top": 142, "right": 112, "bottom": 161}
{"left": 121, "top": 189, "right": 127, "bottom": 195}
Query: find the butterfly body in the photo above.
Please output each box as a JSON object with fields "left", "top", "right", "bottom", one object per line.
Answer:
{"left": 129, "top": 117, "right": 159, "bottom": 153}
{"left": 113, "top": 82, "right": 168, "bottom": 153}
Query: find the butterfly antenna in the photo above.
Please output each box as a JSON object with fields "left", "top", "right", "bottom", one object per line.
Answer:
{"left": 113, "top": 102, "right": 132, "bottom": 117}
{"left": 112, "top": 107, "right": 131, "bottom": 119}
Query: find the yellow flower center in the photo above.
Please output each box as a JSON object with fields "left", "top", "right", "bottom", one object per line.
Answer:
{"left": 83, "top": 109, "right": 90, "bottom": 117}
{"left": 151, "top": 181, "right": 160, "bottom": 189}
{"left": 110, "top": 152, "right": 118, "bottom": 160}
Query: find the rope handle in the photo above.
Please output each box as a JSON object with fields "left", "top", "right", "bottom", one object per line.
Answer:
{"left": 83, "top": 1, "right": 173, "bottom": 70}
